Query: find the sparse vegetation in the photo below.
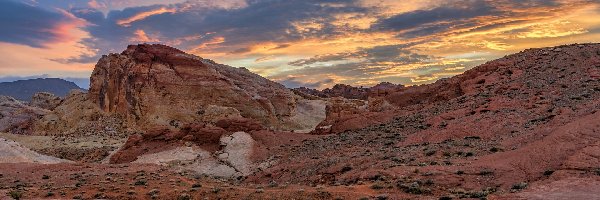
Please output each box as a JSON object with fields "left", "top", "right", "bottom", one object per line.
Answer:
{"left": 479, "top": 169, "right": 494, "bottom": 176}
{"left": 511, "top": 182, "right": 528, "bottom": 191}
{"left": 9, "top": 190, "right": 23, "bottom": 200}
{"left": 464, "top": 136, "right": 481, "bottom": 140}
{"left": 543, "top": 170, "right": 555, "bottom": 176}
{"left": 370, "top": 183, "right": 384, "bottom": 190}
{"left": 425, "top": 150, "right": 437, "bottom": 156}
{"left": 178, "top": 193, "right": 191, "bottom": 200}
{"left": 490, "top": 147, "right": 501, "bottom": 152}
{"left": 398, "top": 182, "right": 431, "bottom": 195}
{"left": 134, "top": 179, "right": 147, "bottom": 186}
{"left": 42, "top": 174, "right": 50, "bottom": 179}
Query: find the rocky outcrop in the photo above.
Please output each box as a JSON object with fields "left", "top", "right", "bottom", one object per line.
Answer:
{"left": 32, "top": 90, "right": 132, "bottom": 137}
{"left": 0, "top": 95, "right": 49, "bottom": 134}
{"left": 88, "top": 44, "right": 307, "bottom": 131}
{"left": 294, "top": 84, "right": 370, "bottom": 100}
{"left": 29, "top": 92, "right": 62, "bottom": 110}
{"left": 293, "top": 82, "right": 404, "bottom": 100}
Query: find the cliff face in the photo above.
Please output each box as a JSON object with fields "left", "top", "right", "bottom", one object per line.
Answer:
{"left": 88, "top": 44, "right": 303, "bottom": 130}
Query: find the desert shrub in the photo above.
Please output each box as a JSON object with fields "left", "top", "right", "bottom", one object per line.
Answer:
{"left": 398, "top": 182, "right": 431, "bottom": 195}
{"left": 134, "top": 179, "right": 147, "bottom": 186}
{"left": 178, "top": 193, "right": 191, "bottom": 200}
{"left": 479, "top": 169, "right": 493, "bottom": 176}
{"left": 425, "top": 150, "right": 437, "bottom": 156}
{"left": 9, "top": 190, "right": 23, "bottom": 200}
{"left": 341, "top": 166, "right": 353, "bottom": 173}
{"left": 370, "top": 183, "right": 384, "bottom": 190}
{"left": 424, "top": 179, "right": 434, "bottom": 186}
{"left": 511, "top": 182, "right": 528, "bottom": 190}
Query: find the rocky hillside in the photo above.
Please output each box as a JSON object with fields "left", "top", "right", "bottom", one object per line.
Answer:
{"left": 2, "top": 43, "right": 599, "bottom": 199}
{"left": 0, "top": 78, "right": 82, "bottom": 101}
{"left": 293, "top": 82, "right": 404, "bottom": 100}
{"left": 246, "top": 43, "right": 600, "bottom": 198}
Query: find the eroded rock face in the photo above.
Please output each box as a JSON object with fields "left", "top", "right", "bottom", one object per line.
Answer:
{"left": 32, "top": 90, "right": 132, "bottom": 137}
{"left": 293, "top": 82, "right": 405, "bottom": 100}
{"left": 217, "top": 132, "right": 256, "bottom": 176}
{"left": 88, "top": 44, "right": 301, "bottom": 130}
{"left": 0, "top": 95, "right": 49, "bottom": 134}
{"left": 30, "top": 92, "right": 62, "bottom": 110}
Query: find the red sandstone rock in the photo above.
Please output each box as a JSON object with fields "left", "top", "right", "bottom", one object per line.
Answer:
{"left": 88, "top": 44, "right": 300, "bottom": 131}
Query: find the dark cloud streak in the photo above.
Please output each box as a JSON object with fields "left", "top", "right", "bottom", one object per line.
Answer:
{"left": 0, "top": 0, "right": 73, "bottom": 47}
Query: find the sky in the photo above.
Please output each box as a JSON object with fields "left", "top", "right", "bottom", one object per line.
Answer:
{"left": 0, "top": 0, "right": 599, "bottom": 89}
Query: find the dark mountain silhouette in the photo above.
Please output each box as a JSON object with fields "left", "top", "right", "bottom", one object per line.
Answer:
{"left": 0, "top": 78, "right": 83, "bottom": 101}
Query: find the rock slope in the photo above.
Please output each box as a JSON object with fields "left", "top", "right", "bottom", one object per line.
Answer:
{"left": 0, "top": 137, "right": 69, "bottom": 164}
{"left": 247, "top": 43, "right": 600, "bottom": 198}
{"left": 0, "top": 95, "right": 48, "bottom": 134}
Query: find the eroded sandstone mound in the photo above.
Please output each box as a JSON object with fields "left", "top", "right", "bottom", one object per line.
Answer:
{"left": 29, "top": 92, "right": 62, "bottom": 110}
{"left": 293, "top": 82, "right": 404, "bottom": 100}
{"left": 0, "top": 95, "right": 48, "bottom": 134}
{"left": 88, "top": 44, "right": 316, "bottom": 131}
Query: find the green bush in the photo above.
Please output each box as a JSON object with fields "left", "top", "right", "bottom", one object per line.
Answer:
{"left": 9, "top": 190, "right": 23, "bottom": 200}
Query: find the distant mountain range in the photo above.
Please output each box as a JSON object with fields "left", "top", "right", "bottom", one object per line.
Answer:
{"left": 0, "top": 78, "right": 83, "bottom": 101}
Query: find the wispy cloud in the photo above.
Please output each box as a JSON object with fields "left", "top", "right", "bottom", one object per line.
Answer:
{"left": 0, "top": 0, "right": 599, "bottom": 88}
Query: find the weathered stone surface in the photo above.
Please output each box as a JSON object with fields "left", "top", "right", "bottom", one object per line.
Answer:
{"left": 32, "top": 90, "right": 131, "bottom": 137}
{"left": 0, "top": 138, "right": 70, "bottom": 164}
{"left": 88, "top": 44, "right": 305, "bottom": 131}
{"left": 0, "top": 95, "right": 49, "bottom": 134}
{"left": 29, "top": 92, "right": 62, "bottom": 110}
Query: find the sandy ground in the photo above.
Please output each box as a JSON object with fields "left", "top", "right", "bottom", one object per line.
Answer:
{"left": 0, "top": 137, "right": 68, "bottom": 164}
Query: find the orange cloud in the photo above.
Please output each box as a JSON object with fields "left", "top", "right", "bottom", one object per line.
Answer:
{"left": 117, "top": 7, "right": 177, "bottom": 27}
{"left": 130, "top": 29, "right": 159, "bottom": 43}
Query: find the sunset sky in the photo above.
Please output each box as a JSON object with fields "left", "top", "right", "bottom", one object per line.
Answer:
{"left": 0, "top": 0, "right": 599, "bottom": 89}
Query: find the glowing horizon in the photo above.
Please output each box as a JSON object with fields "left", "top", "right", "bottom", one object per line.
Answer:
{"left": 1, "top": 0, "right": 599, "bottom": 89}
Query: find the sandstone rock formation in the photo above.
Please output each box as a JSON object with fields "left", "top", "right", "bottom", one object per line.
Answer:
{"left": 0, "top": 95, "right": 48, "bottom": 134}
{"left": 29, "top": 92, "right": 62, "bottom": 110}
{"left": 293, "top": 82, "right": 404, "bottom": 100}
{"left": 88, "top": 44, "right": 317, "bottom": 131}
{"left": 32, "top": 89, "right": 132, "bottom": 137}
